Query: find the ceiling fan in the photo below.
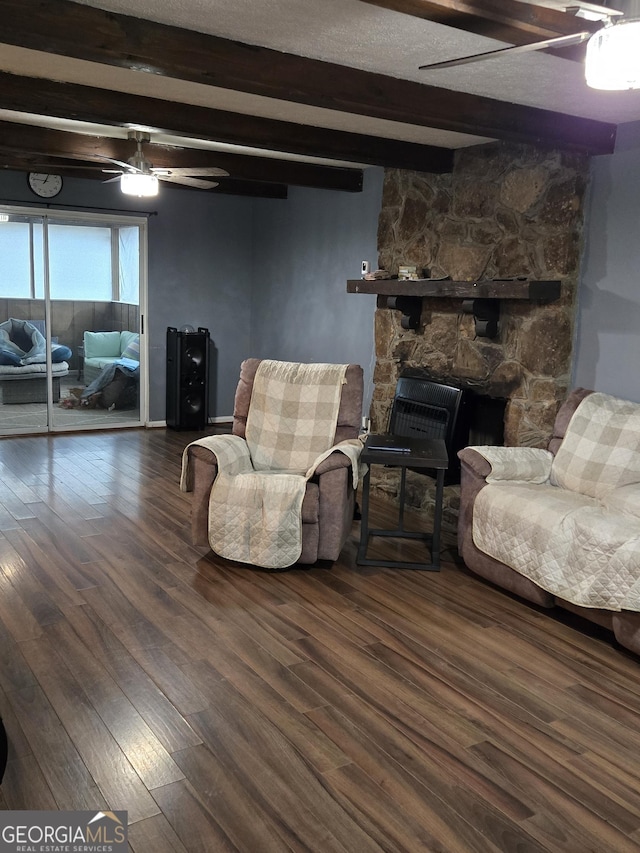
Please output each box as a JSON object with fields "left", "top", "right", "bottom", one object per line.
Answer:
{"left": 98, "top": 130, "right": 229, "bottom": 196}
{"left": 417, "top": 1, "right": 640, "bottom": 90}
{"left": 24, "top": 130, "right": 230, "bottom": 195}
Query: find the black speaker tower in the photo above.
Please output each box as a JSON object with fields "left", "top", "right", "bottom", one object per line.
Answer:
{"left": 166, "top": 327, "right": 210, "bottom": 430}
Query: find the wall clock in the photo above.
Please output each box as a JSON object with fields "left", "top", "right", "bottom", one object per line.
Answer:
{"left": 27, "top": 173, "right": 63, "bottom": 199}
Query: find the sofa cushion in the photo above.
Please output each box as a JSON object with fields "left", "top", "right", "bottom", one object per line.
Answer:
{"left": 551, "top": 391, "right": 640, "bottom": 499}
{"left": 473, "top": 482, "right": 594, "bottom": 575}
{"left": 473, "top": 481, "right": 640, "bottom": 612}
{"left": 120, "top": 330, "right": 139, "bottom": 360}
{"left": 85, "top": 356, "right": 119, "bottom": 369}
{"left": 603, "top": 483, "right": 640, "bottom": 520}
{"left": 84, "top": 331, "right": 121, "bottom": 359}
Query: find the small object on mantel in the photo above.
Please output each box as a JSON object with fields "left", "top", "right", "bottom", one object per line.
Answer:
{"left": 399, "top": 265, "right": 439, "bottom": 280}
{"left": 364, "top": 269, "right": 393, "bottom": 280}
{"left": 398, "top": 264, "right": 420, "bottom": 280}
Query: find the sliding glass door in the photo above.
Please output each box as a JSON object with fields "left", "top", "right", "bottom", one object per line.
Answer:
{"left": 0, "top": 207, "right": 147, "bottom": 436}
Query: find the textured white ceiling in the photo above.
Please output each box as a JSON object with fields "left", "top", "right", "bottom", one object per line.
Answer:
{"left": 67, "top": 0, "right": 640, "bottom": 123}
{"left": 0, "top": 43, "right": 492, "bottom": 150}
{"left": 3, "top": 0, "right": 640, "bottom": 165}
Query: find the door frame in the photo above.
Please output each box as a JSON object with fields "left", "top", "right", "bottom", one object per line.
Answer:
{"left": 0, "top": 204, "right": 148, "bottom": 434}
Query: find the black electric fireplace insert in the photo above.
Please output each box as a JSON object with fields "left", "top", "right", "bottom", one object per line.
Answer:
{"left": 388, "top": 370, "right": 506, "bottom": 484}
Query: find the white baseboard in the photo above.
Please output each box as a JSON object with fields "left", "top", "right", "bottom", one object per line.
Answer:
{"left": 146, "top": 417, "right": 233, "bottom": 429}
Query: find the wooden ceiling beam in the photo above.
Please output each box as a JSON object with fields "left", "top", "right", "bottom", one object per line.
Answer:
{"left": 1, "top": 152, "right": 288, "bottom": 197}
{"left": 0, "top": 0, "right": 615, "bottom": 153}
{"left": 357, "top": 0, "right": 601, "bottom": 43}
{"left": 0, "top": 121, "right": 364, "bottom": 192}
{"left": 358, "top": 0, "right": 603, "bottom": 62}
{"left": 211, "top": 179, "right": 287, "bottom": 199}
{"left": 0, "top": 73, "right": 454, "bottom": 173}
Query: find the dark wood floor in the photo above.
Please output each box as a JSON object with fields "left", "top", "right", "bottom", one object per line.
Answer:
{"left": 1, "top": 428, "right": 640, "bottom": 852}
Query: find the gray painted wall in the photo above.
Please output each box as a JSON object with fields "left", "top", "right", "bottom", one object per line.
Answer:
{"left": 574, "top": 120, "right": 640, "bottom": 403}
{"left": 0, "top": 166, "right": 382, "bottom": 423}
{"left": 0, "top": 170, "right": 253, "bottom": 421}
{"left": 250, "top": 167, "right": 383, "bottom": 416}
{"left": 147, "top": 190, "right": 252, "bottom": 421}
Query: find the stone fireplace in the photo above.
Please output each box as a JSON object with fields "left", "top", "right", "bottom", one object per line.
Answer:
{"left": 365, "top": 141, "right": 590, "bottom": 531}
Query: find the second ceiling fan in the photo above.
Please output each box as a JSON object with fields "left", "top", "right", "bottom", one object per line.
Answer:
{"left": 416, "top": 1, "right": 637, "bottom": 91}
{"left": 100, "top": 130, "right": 229, "bottom": 195}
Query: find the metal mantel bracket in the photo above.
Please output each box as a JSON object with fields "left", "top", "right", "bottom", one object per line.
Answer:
{"left": 386, "top": 295, "right": 422, "bottom": 330}
{"left": 461, "top": 298, "right": 500, "bottom": 339}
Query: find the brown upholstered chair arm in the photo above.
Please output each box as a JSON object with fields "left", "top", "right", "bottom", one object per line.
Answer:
{"left": 188, "top": 444, "right": 220, "bottom": 467}
{"left": 313, "top": 450, "right": 357, "bottom": 476}
{"left": 457, "top": 448, "right": 492, "bottom": 568}
{"left": 457, "top": 447, "right": 492, "bottom": 480}
{"left": 316, "top": 466, "right": 355, "bottom": 561}
{"left": 188, "top": 445, "right": 219, "bottom": 547}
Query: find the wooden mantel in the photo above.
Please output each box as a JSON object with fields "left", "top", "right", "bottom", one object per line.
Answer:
{"left": 347, "top": 278, "right": 561, "bottom": 301}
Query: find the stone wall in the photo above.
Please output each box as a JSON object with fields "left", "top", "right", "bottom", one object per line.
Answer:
{"left": 369, "top": 141, "right": 590, "bottom": 532}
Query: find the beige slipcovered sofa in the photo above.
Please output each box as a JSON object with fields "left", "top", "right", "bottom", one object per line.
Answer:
{"left": 185, "top": 358, "right": 364, "bottom": 567}
{"left": 458, "top": 388, "right": 640, "bottom": 656}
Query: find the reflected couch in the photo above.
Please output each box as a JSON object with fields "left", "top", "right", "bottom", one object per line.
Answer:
{"left": 0, "top": 318, "right": 71, "bottom": 404}
{"left": 83, "top": 330, "right": 139, "bottom": 384}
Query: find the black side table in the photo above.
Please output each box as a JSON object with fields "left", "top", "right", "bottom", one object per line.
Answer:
{"left": 357, "top": 433, "right": 449, "bottom": 571}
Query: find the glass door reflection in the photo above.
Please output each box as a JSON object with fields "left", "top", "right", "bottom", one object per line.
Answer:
{"left": 49, "top": 219, "right": 141, "bottom": 430}
{"left": 0, "top": 212, "right": 51, "bottom": 434}
{"left": 0, "top": 209, "right": 144, "bottom": 436}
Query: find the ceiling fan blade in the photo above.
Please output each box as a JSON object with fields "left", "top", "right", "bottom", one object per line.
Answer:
{"left": 99, "top": 155, "right": 140, "bottom": 172}
{"left": 419, "top": 30, "right": 592, "bottom": 71}
{"left": 102, "top": 175, "right": 122, "bottom": 184}
{"left": 151, "top": 167, "right": 230, "bottom": 178}
{"left": 159, "top": 174, "right": 220, "bottom": 189}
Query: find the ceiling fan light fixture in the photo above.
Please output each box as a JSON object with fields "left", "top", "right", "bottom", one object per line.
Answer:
{"left": 120, "top": 171, "right": 159, "bottom": 197}
{"left": 585, "top": 18, "right": 640, "bottom": 89}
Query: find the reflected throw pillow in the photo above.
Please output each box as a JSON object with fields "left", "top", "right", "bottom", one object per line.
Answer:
{"left": 121, "top": 334, "right": 140, "bottom": 362}
{"left": 51, "top": 344, "right": 72, "bottom": 363}
{"left": 0, "top": 350, "right": 22, "bottom": 366}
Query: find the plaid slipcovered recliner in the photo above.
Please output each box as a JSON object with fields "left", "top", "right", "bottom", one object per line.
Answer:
{"left": 187, "top": 358, "right": 364, "bottom": 565}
